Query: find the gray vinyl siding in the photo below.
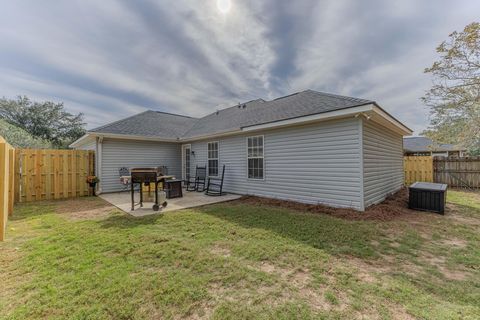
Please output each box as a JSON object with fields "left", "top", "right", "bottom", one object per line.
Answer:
{"left": 100, "top": 138, "right": 181, "bottom": 193}
{"left": 190, "top": 118, "right": 363, "bottom": 209}
{"left": 362, "top": 119, "right": 404, "bottom": 207}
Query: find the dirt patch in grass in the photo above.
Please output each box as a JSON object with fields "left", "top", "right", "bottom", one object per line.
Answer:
{"left": 343, "top": 253, "right": 427, "bottom": 281}
{"left": 253, "top": 262, "right": 312, "bottom": 287}
{"left": 442, "top": 238, "right": 468, "bottom": 248}
{"left": 54, "top": 197, "right": 117, "bottom": 220}
{"left": 348, "top": 245, "right": 471, "bottom": 281}
{"left": 207, "top": 280, "right": 291, "bottom": 311}
{"left": 237, "top": 188, "right": 418, "bottom": 221}
{"left": 422, "top": 254, "right": 469, "bottom": 281}
{"left": 210, "top": 244, "right": 231, "bottom": 258}
{"left": 345, "top": 256, "right": 391, "bottom": 275}
{"left": 248, "top": 265, "right": 328, "bottom": 311}
{"left": 445, "top": 204, "right": 480, "bottom": 226}
{"left": 386, "top": 304, "right": 416, "bottom": 320}
{"left": 249, "top": 261, "right": 350, "bottom": 312}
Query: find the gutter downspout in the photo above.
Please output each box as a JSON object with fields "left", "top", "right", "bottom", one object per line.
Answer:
{"left": 357, "top": 117, "right": 365, "bottom": 212}
{"left": 96, "top": 136, "right": 103, "bottom": 195}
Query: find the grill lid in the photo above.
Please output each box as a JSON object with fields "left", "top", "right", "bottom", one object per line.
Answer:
{"left": 130, "top": 167, "right": 162, "bottom": 174}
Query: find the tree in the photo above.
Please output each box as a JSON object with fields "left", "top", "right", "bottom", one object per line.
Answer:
{"left": 0, "top": 119, "right": 53, "bottom": 149}
{"left": 422, "top": 22, "right": 480, "bottom": 155}
{"left": 0, "top": 96, "right": 86, "bottom": 148}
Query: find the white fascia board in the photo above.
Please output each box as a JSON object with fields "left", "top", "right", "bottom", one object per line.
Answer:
{"left": 241, "top": 103, "right": 412, "bottom": 136}
{"left": 69, "top": 134, "right": 94, "bottom": 148}
{"left": 372, "top": 105, "right": 413, "bottom": 136}
{"left": 78, "top": 132, "right": 179, "bottom": 143}
{"left": 99, "top": 133, "right": 179, "bottom": 142}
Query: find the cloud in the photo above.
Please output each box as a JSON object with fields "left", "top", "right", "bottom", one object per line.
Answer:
{"left": 0, "top": 0, "right": 479, "bottom": 133}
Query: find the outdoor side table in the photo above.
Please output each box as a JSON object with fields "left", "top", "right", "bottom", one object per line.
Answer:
{"left": 165, "top": 180, "right": 183, "bottom": 199}
{"left": 408, "top": 182, "right": 447, "bottom": 214}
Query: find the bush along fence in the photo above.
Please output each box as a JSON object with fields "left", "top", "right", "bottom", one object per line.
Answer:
{"left": 0, "top": 136, "right": 95, "bottom": 240}
{"left": 404, "top": 156, "right": 480, "bottom": 189}
{"left": 0, "top": 137, "right": 15, "bottom": 241}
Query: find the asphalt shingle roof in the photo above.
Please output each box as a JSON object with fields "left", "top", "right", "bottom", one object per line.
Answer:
{"left": 403, "top": 137, "right": 463, "bottom": 152}
{"left": 90, "top": 111, "right": 197, "bottom": 140}
{"left": 89, "top": 90, "right": 375, "bottom": 140}
{"left": 182, "top": 90, "right": 373, "bottom": 138}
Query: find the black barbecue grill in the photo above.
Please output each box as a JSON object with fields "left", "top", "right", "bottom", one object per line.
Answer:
{"left": 130, "top": 167, "right": 169, "bottom": 211}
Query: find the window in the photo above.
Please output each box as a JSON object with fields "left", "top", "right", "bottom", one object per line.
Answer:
{"left": 208, "top": 142, "right": 219, "bottom": 176}
{"left": 247, "top": 135, "right": 264, "bottom": 179}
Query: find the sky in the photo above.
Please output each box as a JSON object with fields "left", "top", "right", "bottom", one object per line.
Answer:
{"left": 1, "top": 1, "right": 479, "bottom": 134}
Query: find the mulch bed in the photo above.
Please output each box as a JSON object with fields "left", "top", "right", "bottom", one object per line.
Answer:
{"left": 237, "top": 188, "right": 418, "bottom": 221}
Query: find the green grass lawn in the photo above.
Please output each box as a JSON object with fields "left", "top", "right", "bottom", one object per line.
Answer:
{"left": 1, "top": 191, "right": 479, "bottom": 319}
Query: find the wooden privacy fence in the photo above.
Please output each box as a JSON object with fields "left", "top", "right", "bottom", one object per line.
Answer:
{"left": 404, "top": 156, "right": 480, "bottom": 188}
{"left": 434, "top": 156, "right": 480, "bottom": 188}
{"left": 15, "top": 149, "right": 95, "bottom": 203}
{"left": 404, "top": 156, "right": 433, "bottom": 185}
{"left": 0, "top": 137, "right": 15, "bottom": 241}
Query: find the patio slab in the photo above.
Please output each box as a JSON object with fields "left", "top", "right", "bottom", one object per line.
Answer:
{"left": 100, "top": 190, "right": 242, "bottom": 217}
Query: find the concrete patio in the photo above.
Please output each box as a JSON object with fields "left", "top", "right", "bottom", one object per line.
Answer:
{"left": 100, "top": 190, "right": 242, "bottom": 217}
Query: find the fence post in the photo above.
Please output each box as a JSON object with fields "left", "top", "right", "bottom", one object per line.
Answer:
{"left": 8, "top": 148, "right": 15, "bottom": 216}
{"left": 14, "top": 149, "right": 20, "bottom": 203}
{"left": 0, "top": 137, "right": 9, "bottom": 241}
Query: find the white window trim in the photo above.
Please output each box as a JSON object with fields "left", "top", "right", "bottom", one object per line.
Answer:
{"left": 207, "top": 141, "right": 219, "bottom": 177}
{"left": 246, "top": 135, "right": 265, "bottom": 181}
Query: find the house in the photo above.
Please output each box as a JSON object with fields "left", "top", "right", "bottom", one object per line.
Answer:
{"left": 403, "top": 137, "right": 465, "bottom": 157}
{"left": 71, "top": 90, "right": 412, "bottom": 211}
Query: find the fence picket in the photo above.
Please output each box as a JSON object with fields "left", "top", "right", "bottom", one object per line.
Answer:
{"left": 79, "top": 152, "right": 85, "bottom": 196}
{"left": 14, "top": 149, "right": 20, "bottom": 203}
{"left": 72, "top": 150, "right": 77, "bottom": 197}
{"left": 25, "top": 151, "right": 32, "bottom": 202}
{"left": 0, "top": 137, "right": 15, "bottom": 241}
{"left": 8, "top": 148, "right": 15, "bottom": 216}
{"left": 62, "top": 152, "right": 68, "bottom": 198}
{"left": 45, "top": 151, "right": 52, "bottom": 200}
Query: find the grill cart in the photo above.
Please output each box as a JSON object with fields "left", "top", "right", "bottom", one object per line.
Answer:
{"left": 130, "top": 167, "right": 172, "bottom": 211}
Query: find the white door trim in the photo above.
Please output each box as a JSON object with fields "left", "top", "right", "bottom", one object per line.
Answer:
{"left": 181, "top": 144, "right": 192, "bottom": 181}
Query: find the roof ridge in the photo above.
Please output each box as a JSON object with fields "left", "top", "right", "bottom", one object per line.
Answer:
{"left": 305, "top": 89, "right": 372, "bottom": 102}
{"left": 153, "top": 110, "right": 198, "bottom": 119}
{"left": 194, "top": 98, "right": 264, "bottom": 120}
{"left": 272, "top": 91, "right": 302, "bottom": 101}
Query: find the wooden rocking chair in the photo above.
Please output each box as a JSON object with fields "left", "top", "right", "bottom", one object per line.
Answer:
{"left": 205, "top": 165, "right": 225, "bottom": 196}
{"left": 186, "top": 166, "right": 207, "bottom": 192}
